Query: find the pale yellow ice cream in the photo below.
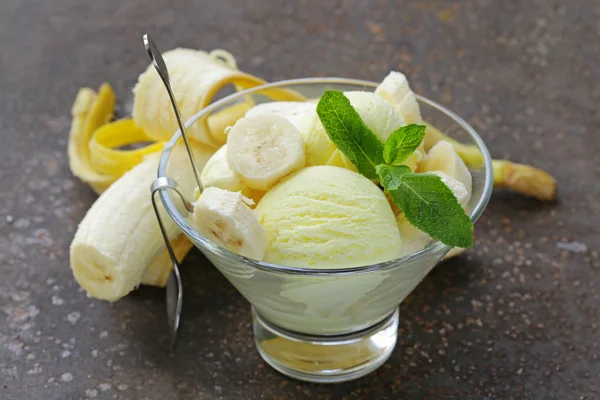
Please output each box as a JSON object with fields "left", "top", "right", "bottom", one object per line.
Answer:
{"left": 254, "top": 166, "right": 402, "bottom": 268}
{"left": 300, "top": 91, "right": 422, "bottom": 172}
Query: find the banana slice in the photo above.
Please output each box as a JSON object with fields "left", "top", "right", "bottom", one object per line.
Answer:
{"left": 375, "top": 71, "right": 423, "bottom": 124}
{"left": 200, "top": 145, "right": 252, "bottom": 195}
{"left": 430, "top": 171, "right": 469, "bottom": 208}
{"left": 245, "top": 101, "right": 316, "bottom": 133}
{"left": 375, "top": 71, "right": 423, "bottom": 125}
{"left": 418, "top": 140, "right": 473, "bottom": 205}
{"left": 193, "top": 187, "right": 268, "bottom": 260}
{"left": 226, "top": 114, "right": 306, "bottom": 191}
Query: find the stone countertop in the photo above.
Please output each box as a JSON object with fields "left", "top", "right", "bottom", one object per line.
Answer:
{"left": 1, "top": 0, "right": 599, "bottom": 399}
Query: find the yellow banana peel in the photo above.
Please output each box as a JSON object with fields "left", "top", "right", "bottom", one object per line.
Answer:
{"left": 89, "top": 119, "right": 163, "bottom": 177}
{"left": 493, "top": 159, "right": 557, "bottom": 201}
{"left": 68, "top": 84, "right": 117, "bottom": 194}
{"left": 424, "top": 124, "right": 557, "bottom": 201}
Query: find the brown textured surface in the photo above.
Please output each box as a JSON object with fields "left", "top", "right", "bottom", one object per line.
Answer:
{"left": 1, "top": 0, "right": 599, "bottom": 399}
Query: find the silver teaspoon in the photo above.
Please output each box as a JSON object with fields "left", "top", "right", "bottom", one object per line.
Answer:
{"left": 143, "top": 33, "right": 203, "bottom": 349}
{"left": 150, "top": 177, "right": 194, "bottom": 349}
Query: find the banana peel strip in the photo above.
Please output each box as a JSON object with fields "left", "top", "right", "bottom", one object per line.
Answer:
{"left": 89, "top": 119, "right": 163, "bottom": 177}
{"left": 68, "top": 84, "right": 116, "bottom": 194}
{"left": 424, "top": 124, "right": 557, "bottom": 201}
{"left": 493, "top": 159, "right": 557, "bottom": 201}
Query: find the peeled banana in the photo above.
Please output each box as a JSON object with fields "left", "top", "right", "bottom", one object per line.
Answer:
{"left": 67, "top": 52, "right": 559, "bottom": 303}
{"left": 70, "top": 143, "right": 214, "bottom": 301}
{"left": 396, "top": 214, "right": 431, "bottom": 258}
{"left": 400, "top": 139, "right": 474, "bottom": 260}
{"left": 140, "top": 234, "right": 194, "bottom": 287}
{"left": 132, "top": 48, "right": 266, "bottom": 147}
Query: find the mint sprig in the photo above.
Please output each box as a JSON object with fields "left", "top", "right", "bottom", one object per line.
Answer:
{"left": 377, "top": 165, "right": 473, "bottom": 247}
{"left": 316, "top": 91, "right": 384, "bottom": 179}
{"left": 317, "top": 90, "right": 474, "bottom": 248}
{"left": 383, "top": 124, "right": 426, "bottom": 165}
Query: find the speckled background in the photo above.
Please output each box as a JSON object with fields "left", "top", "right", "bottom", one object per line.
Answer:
{"left": 1, "top": 0, "right": 599, "bottom": 399}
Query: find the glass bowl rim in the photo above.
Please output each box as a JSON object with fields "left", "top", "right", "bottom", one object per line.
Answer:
{"left": 157, "top": 77, "right": 494, "bottom": 276}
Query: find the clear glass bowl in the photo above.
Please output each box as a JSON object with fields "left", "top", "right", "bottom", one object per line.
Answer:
{"left": 157, "top": 78, "right": 493, "bottom": 383}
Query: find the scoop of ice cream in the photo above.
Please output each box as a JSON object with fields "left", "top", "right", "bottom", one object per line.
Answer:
{"left": 254, "top": 166, "right": 402, "bottom": 268}
{"left": 300, "top": 91, "right": 421, "bottom": 171}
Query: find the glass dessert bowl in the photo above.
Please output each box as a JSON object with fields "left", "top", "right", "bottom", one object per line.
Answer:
{"left": 157, "top": 78, "right": 493, "bottom": 383}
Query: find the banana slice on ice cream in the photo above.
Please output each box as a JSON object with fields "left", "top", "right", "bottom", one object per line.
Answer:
{"left": 201, "top": 145, "right": 251, "bottom": 195}
{"left": 375, "top": 71, "right": 423, "bottom": 125}
{"left": 430, "top": 171, "right": 470, "bottom": 208}
{"left": 395, "top": 171, "right": 469, "bottom": 258}
{"left": 418, "top": 140, "right": 473, "bottom": 205}
{"left": 193, "top": 187, "right": 268, "bottom": 260}
{"left": 226, "top": 114, "right": 306, "bottom": 191}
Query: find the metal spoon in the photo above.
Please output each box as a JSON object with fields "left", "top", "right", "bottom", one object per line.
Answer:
{"left": 143, "top": 34, "right": 204, "bottom": 192}
{"left": 150, "top": 177, "right": 194, "bottom": 349}
{"left": 143, "top": 33, "right": 203, "bottom": 349}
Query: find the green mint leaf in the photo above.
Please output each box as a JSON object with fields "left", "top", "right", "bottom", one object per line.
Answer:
{"left": 316, "top": 91, "right": 384, "bottom": 179}
{"left": 376, "top": 164, "right": 411, "bottom": 188}
{"left": 383, "top": 124, "right": 426, "bottom": 165}
{"left": 377, "top": 165, "right": 474, "bottom": 248}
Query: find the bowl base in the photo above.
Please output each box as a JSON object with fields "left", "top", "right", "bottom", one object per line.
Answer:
{"left": 252, "top": 307, "right": 398, "bottom": 383}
